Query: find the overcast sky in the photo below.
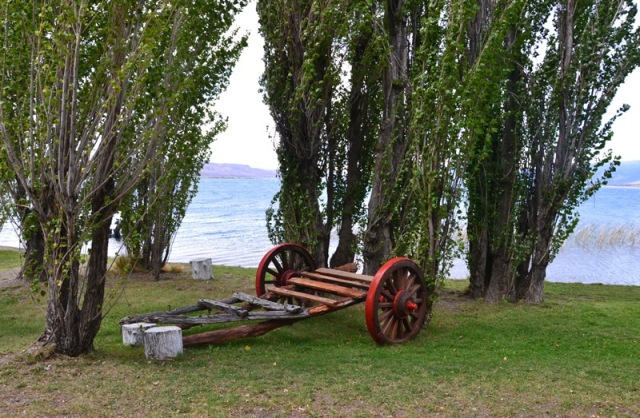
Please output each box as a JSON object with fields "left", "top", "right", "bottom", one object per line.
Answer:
{"left": 211, "top": 3, "right": 640, "bottom": 170}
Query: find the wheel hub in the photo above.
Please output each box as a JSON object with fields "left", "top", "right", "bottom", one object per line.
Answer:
{"left": 393, "top": 290, "right": 418, "bottom": 317}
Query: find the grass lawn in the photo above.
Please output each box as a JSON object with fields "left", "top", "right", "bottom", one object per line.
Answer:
{"left": 0, "top": 249, "right": 22, "bottom": 270}
{"left": 1, "top": 253, "right": 639, "bottom": 417}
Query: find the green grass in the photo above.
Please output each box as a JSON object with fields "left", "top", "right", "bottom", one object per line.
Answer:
{"left": 0, "top": 249, "right": 22, "bottom": 270}
{"left": 1, "top": 256, "right": 639, "bottom": 416}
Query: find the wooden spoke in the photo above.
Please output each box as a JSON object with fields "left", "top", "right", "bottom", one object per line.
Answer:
{"left": 381, "top": 290, "right": 394, "bottom": 301}
{"left": 379, "top": 308, "right": 394, "bottom": 323}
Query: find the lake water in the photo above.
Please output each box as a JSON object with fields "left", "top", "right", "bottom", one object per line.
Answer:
{"left": 1, "top": 179, "right": 639, "bottom": 286}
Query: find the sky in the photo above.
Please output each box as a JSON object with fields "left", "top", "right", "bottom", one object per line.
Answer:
{"left": 210, "top": 3, "right": 640, "bottom": 171}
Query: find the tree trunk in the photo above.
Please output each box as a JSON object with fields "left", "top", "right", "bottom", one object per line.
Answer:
{"left": 512, "top": 223, "right": 551, "bottom": 304}
{"left": 19, "top": 218, "right": 46, "bottom": 283}
{"left": 484, "top": 33, "right": 523, "bottom": 302}
{"left": 466, "top": 195, "right": 492, "bottom": 298}
{"left": 15, "top": 181, "right": 47, "bottom": 283}
{"left": 77, "top": 215, "right": 112, "bottom": 352}
{"left": 363, "top": 0, "right": 409, "bottom": 275}
{"left": 464, "top": 0, "right": 498, "bottom": 299}
{"left": 330, "top": 21, "right": 375, "bottom": 268}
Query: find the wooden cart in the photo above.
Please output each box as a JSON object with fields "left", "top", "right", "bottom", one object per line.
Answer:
{"left": 121, "top": 243, "right": 429, "bottom": 345}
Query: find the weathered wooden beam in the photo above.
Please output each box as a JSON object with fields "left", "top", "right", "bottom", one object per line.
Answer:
{"left": 120, "top": 297, "right": 239, "bottom": 325}
{"left": 233, "top": 292, "right": 303, "bottom": 313}
{"left": 233, "top": 292, "right": 302, "bottom": 313}
{"left": 182, "top": 319, "right": 302, "bottom": 347}
{"left": 198, "top": 298, "right": 247, "bottom": 317}
{"left": 120, "top": 305, "right": 203, "bottom": 324}
{"left": 121, "top": 309, "right": 310, "bottom": 328}
{"left": 306, "top": 297, "right": 365, "bottom": 315}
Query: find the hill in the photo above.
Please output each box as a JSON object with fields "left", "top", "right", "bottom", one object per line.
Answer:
{"left": 199, "top": 163, "right": 276, "bottom": 179}
{"left": 603, "top": 160, "right": 640, "bottom": 186}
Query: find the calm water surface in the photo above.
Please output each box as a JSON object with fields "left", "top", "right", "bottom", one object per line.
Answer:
{"left": 1, "top": 180, "right": 639, "bottom": 285}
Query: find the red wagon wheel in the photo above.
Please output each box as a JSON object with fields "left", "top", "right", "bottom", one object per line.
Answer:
{"left": 365, "top": 258, "right": 428, "bottom": 344}
{"left": 255, "top": 243, "right": 316, "bottom": 297}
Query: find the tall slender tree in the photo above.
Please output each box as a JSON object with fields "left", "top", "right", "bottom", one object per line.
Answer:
{"left": 259, "top": 0, "right": 381, "bottom": 267}
{"left": 512, "top": 0, "right": 640, "bottom": 302}
{"left": 0, "top": 0, "right": 246, "bottom": 355}
{"left": 362, "top": 0, "right": 412, "bottom": 274}
{"left": 395, "top": 0, "right": 469, "bottom": 292}
{"left": 118, "top": 1, "right": 246, "bottom": 278}
{"left": 463, "top": 0, "right": 536, "bottom": 302}
{"left": 464, "top": 0, "right": 640, "bottom": 303}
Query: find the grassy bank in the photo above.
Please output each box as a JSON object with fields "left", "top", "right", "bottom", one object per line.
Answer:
{"left": 1, "top": 252, "right": 639, "bottom": 417}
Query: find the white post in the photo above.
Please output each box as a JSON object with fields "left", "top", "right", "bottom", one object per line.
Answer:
{"left": 190, "top": 257, "right": 213, "bottom": 280}
{"left": 143, "top": 326, "right": 183, "bottom": 360}
{"left": 122, "top": 322, "right": 156, "bottom": 347}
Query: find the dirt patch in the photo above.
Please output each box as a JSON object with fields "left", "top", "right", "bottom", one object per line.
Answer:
{"left": 0, "top": 267, "right": 23, "bottom": 289}
{"left": 437, "top": 288, "right": 475, "bottom": 313}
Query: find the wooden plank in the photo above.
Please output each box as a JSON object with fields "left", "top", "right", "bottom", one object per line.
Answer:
{"left": 314, "top": 268, "right": 374, "bottom": 284}
{"left": 246, "top": 311, "right": 310, "bottom": 320}
{"left": 123, "top": 309, "right": 308, "bottom": 327}
{"left": 125, "top": 313, "right": 240, "bottom": 326}
{"left": 287, "top": 277, "right": 367, "bottom": 298}
{"left": 198, "top": 299, "right": 247, "bottom": 317}
{"left": 266, "top": 285, "right": 339, "bottom": 306}
{"left": 306, "top": 297, "right": 363, "bottom": 315}
{"left": 232, "top": 292, "right": 303, "bottom": 313}
{"left": 299, "top": 271, "right": 370, "bottom": 290}
{"left": 120, "top": 297, "right": 242, "bottom": 325}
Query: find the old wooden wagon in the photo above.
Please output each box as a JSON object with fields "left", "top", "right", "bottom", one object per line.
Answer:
{"left": 121, "top": 243, "right": 429, "bottom": 346}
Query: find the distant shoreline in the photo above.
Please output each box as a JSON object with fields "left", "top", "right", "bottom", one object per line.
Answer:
{"left": 200, "top": 162, "right": 276, "bottom": 179}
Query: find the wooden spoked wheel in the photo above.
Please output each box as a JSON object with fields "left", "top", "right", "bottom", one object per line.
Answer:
{"left": 365, "top": 258, "right": 428, "bottom": 344}
{"left": 255, "top": 243, "right": 316, "bottom": 298}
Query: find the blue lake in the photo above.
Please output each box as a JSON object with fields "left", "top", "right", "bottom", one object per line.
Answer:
{"left": 1, "top": 179, "right": 639, "bottom": 286}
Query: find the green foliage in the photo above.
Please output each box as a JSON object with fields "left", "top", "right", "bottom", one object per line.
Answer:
{"left": 258, "top": 0, "right": 381, "bottom": 265}
{"left": 460, "top": 0, "right": 640, "bottom": 301}
{"left": 396, "top": 0, "right": 469, "bottom": 284}
{"left": 118, "top": 0, "right": 247, "bottom": 276}
{"left": 0, "top": 0, "right": 249, "bottom": 354}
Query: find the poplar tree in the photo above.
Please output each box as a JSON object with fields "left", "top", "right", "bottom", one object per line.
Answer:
{"left": 464, "top": 0, "right": 640, "bottom": 303}
{"left": 513, "top": 0, "right": 640, "bottom": 302}
{"left": 258, "top": 0, "right": 381, "bottom": 267}
{"left": 0, "top": 0, "right": 246, "bottom": 355}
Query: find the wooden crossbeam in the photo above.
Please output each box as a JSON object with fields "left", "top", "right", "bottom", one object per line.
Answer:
{"left": 314, "top": 268, "right": 374, "bottom": 284}
{"left": 199, "top": 299, "right": 248, "bottom": 317}
{"left": 287, "top": 277, "right": 367, "bottom": 298}
{"left": 233, "top": 292, "right": 303, "bottom": 313}
{"left": 266, "top": 285, "right": 339, "bottom": 306}
{"left": 299, "top": 271, "right": 370, "bottom": 290}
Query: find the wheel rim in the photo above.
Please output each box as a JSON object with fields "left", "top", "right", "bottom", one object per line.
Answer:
{"left": 255, "top": 243, "right": 316, "bottom": 297}
{"left": 365, "top": 258, "right": 428, "bottom": 344}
